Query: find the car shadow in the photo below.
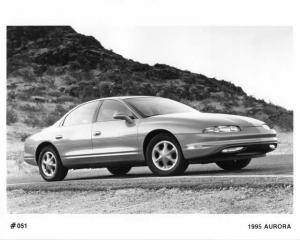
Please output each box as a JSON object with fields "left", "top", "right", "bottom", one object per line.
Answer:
{"left": 65, "top": 167, "right": 272, "bottom": 182}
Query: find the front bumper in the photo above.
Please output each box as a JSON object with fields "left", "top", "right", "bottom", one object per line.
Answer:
{"left": 176, "top": 126, "right": 277, "bottom": 162}
{"left": 24, "top": 154, "right": 36, "bottom": 166}
{"left": 187, "top": 142, "right": 277, "bottom": 164}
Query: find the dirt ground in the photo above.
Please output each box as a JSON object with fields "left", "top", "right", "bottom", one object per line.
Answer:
{"left": 7, "top": 180, "right": 292, "bottom": 214}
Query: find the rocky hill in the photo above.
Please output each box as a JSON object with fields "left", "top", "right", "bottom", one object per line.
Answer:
{"left": 7, "top": 26, "right": 293, "bottom": 131}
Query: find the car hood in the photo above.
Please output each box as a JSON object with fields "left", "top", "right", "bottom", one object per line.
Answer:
{"left": 150, "top": 112, "right": 264, "bottom": 127}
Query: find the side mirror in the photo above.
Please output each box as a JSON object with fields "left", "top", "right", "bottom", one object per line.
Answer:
{"left": 113, "top": 112, "right": 134, "bottom": 123}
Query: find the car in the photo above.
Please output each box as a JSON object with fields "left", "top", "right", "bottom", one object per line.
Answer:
{"left": 24, "top": 96, "right": 278, "bottom": 181}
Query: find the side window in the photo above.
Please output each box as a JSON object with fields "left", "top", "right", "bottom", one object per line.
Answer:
{"left": 97, "top": 100, "right": 134, "bottom": 122}
{"left": 63, "top": 101, "right": 99, "bottom": 126}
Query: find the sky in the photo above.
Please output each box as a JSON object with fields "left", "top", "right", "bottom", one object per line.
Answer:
{"left": 73, "top": 26, "right": 293, "bottom": 110}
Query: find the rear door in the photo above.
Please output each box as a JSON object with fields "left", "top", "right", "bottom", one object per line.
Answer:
{"left": 91, "top": 99, "right": 139, "bottom": 164}
{"left": 54, "top": 100, "right": 101, "bottom": 167}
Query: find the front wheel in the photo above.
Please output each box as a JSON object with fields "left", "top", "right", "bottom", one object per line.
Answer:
{"left": 216, "top": 158, "right": 251, "bottom": 171}
{"left": 146, "top": 133, "right": 188, "bottom": 176}
{"left": 107, "top": 166, "right": 131, "bottom": 176}
{"left": 38, "top": 146, "right": 68, "bottom": 181}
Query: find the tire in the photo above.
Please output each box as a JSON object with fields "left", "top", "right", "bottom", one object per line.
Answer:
{"left": 216, "top": 158, "right": 251, "bottom": 171}
{"left": 146, "top": 133, "right": 188, "bottom": 176}
{"left": 107, "top": 166, "right": 131, "bottom": 176}
{"left": 38, "top": 145, "right": 68, "bottom": 181}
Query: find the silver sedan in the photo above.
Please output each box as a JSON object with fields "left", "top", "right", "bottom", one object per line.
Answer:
{"left": 24, "top": 96, "right": 278, "bottom": 181}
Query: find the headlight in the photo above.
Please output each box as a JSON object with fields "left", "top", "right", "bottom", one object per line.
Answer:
{"left": 203, "top": 125, "right": 241, "bottom": 133}
{"left": 262, "top": 124, "right": 271, "bottom": 130}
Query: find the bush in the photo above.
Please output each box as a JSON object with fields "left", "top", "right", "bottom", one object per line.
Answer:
{"left": 200, "top": 105, "right": 218, "bottom": 113}
{"left": 98, "top": 81, "right": 112, "bottom": 97}
{"left": 44, "top": 113, "right": 58, "bottom": 126}
{"left": 48, "top": 90, "right": 62, "bottom": 97}
{"left": 69, "top": 60, "right": 81, "bottom": 71}
{"left": 79, "top": 85, "right": 96, "bottom": 99}
{"left": 20, "top": 132, "right": 31, "bottom": 142}
{"left": 7, "top": 108, "right": 18, "bottom": 125}
{"left": 54, "top": 104, "right": 68, "bottom": 118}
{"left": 17, "top": 67, "right": 35, "bottom": 82}
{"left": 19, "top": 103, "right": 41, "bottom": 112}
{"left": 7, "top": 91, "right": 16, "bottom": 101}
{"left": 55, "top": 95, "right": 74, "bottom": 103}
{"left": 24, "top": 115, "right": 41, "bottom": 127}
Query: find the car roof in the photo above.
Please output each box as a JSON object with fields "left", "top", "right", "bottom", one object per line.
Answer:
{"left": 73, "top": 96, "right": 160, "bottom": 110}
{"left": 97, "top": 96, "right": 160, "bottom": 101}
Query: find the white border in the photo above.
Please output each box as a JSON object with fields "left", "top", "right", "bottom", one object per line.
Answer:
{"left": 0, "top": 0, "right": 299, "bottom": 239}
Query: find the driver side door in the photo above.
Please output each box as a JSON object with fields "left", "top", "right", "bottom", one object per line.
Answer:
{"left": 91, "top": 99, "right": 139, "bottom": 163}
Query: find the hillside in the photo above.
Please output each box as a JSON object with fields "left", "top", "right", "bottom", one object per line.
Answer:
{"left": 6, "top": 26, "right": 293, "bottom": 131}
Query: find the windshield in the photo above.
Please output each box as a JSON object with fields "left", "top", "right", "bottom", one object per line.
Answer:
{"left": 124, "top": 97, "right": 199, "bottom": 118}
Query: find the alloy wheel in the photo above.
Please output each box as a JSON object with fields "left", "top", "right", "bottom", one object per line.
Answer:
{"left": 152, "top": 140, "right": 178, "bottom": 171}
{"left": 41, "top": 151, "right": 57, "bottom": 177}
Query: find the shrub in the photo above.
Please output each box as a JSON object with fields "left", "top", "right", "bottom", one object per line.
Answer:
{"left": 54, "top": 104, "right": 68, "bottom": 118}
{"left": 48, "top": 90, "right": 62, "bottom": 97}
{"left": 40, "top": 75, "right": 55, "bottom": 88}
{"left": 19, "top": 103, "right": 41, "bottom": 112}
{"left": 20, "top": 132, "right": 31, "bottom": 142}
{"left": 55, "top": 95, "right": 74, "bottom": 103}
{"left": 17, "top": 67, "right": 35, "bottom": 82}
{"left": 17, "top": 92, "right": 29, "bottom": 101}
{"left": 7, "top": 91, "right": 16, "bottom": 101}
{"left": 139, "top": 83, "right": 156, "bottom": 95}
{"left": 201, "top": 105, "right": 218, "bottom": 113}
{"left": 43, "top": 113, "right": 58, "bottom": 126}
{"left": 130, "top": 62, "right": 151, "bottom": 72}
{"left": 7, "top": 108, "right": 18, "bottom": 125}
{"left": 98, "top": 81, "right": 112, "bottom": 97}
{"left": 69, "top": 60, "right": 81, "bottom": 71}
{"left": 146, "top": 68, "right": 180, "bottom": 80}
{"left": 24, "top": 115, "right": 41, "bottom": 127}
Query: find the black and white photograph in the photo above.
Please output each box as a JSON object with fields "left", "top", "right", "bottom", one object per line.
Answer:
{"left": 6, "top": 25, "right": 293, "bottom": 214}
{"left": 0, "top": 0, "right": 299, "bottom": 239}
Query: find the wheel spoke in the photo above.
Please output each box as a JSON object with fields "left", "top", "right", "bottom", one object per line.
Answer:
{"left": 163, "top": 142, "right": 168, "bottom": 152}
{"left": 166, "top": 156, "right": 176, "bottom": 162}
{"left": 166, "top": 148, "right": 176, "bottom": 155}
{"left": 161, "top": 158, "right": 168, "bottom": 168}
{"left": 49, "top": 157, "right": 55, "bottom": 164}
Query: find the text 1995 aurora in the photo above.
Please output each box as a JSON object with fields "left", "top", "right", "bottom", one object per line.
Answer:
{"left": 24, "top": 96, "right": 277, "bottom": 181}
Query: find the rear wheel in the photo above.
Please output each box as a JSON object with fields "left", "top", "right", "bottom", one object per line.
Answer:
{"left": 38, "top": 146, "right": 68, "bottom": 181}
{"left": 216, "top": 158, "right": 251, "bottom": 171}
{"left": 107, "top": 166, "right": 131, "bottom": 176}
{"left": 146, "top": 133, "right": 188, "bottom": 176}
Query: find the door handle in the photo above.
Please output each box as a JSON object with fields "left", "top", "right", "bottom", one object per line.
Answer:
{"left": 55, "top": 135, "right": 63, "bottom": 140}
{"left": 93, "top": 131, "right": 101, "bottom": 136}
